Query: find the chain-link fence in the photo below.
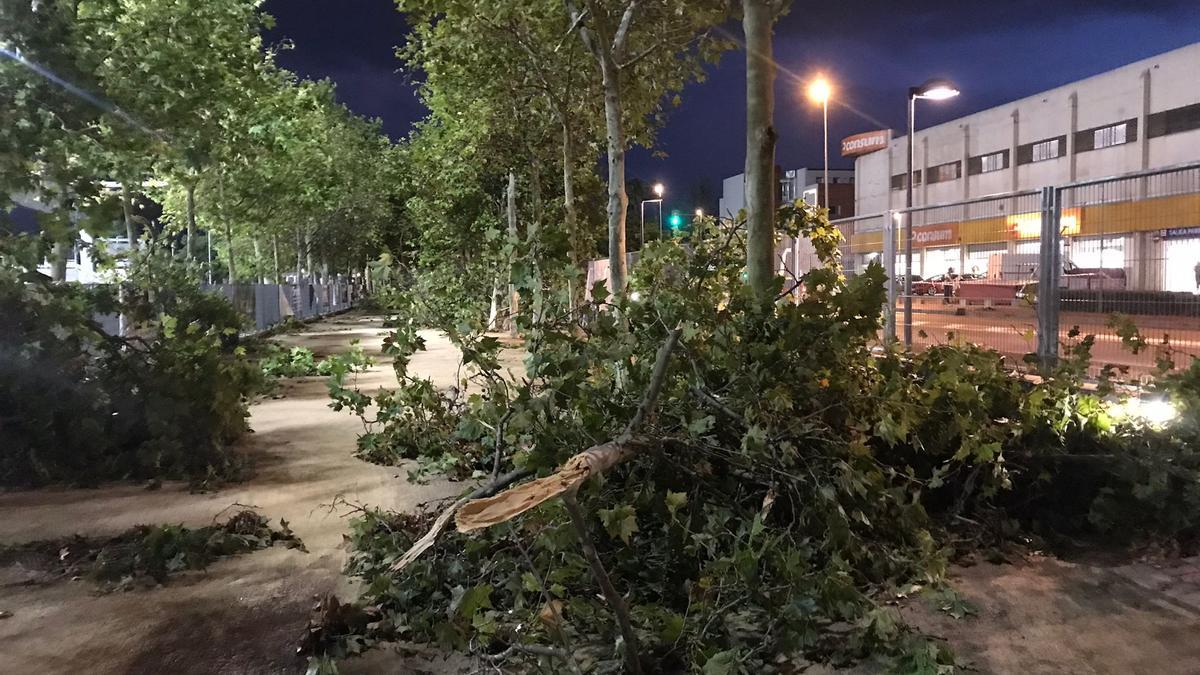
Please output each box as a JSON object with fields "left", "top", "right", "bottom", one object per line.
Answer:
{"left": 1054, "top": 164, "right": 1200, "bottom": 374}
{"left": 833, "top": 162, "right": 1200, "bottom": 374}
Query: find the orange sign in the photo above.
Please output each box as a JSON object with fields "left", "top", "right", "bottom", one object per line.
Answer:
{"left": 913, "top": 221, "right": 959, "bottom": 246}
{"left": 841, "top": 130, "right": 890, "bottom": 157}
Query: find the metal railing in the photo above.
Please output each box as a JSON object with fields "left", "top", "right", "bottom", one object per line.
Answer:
{"left": 832, "top": 161, "right": 1200, "bottom": 374}
{"left": 94, "top": 281, "right": 360, "bottom": 336}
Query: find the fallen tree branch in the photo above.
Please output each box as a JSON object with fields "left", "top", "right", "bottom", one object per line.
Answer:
{"left": 389, "top": 466, "right": 533, "bottom": 573}
{"left": 454, "top": 326, "right": 683, "bottom": 674}
{"left": 456, "top": 326, "right": 682, "bottom": 533}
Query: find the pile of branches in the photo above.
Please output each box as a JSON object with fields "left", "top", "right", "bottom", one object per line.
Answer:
{"left": 0, "top": 509, "right": 304, "bottom": 590}
{"left": 313, "top": 204, "right": 1200, "bottom": 673}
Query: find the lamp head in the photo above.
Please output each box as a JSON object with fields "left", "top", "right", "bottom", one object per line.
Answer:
{"left": 913, "top": 78, "right": 960, "bottom": 101}
{"left": 653, "top": 182, "right": 665, "bottom": 198}
{"left": 807, "top": 77, "right": 832, "bottom": 104}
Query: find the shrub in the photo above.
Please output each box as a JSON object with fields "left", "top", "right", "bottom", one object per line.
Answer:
{"left": 0, "top": 248, "right": 261, "bottom": 487}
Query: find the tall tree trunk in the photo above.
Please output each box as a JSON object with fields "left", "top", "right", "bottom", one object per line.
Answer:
{"left": 121, "top": 182, "right": 137, "bottom": 250}
{"left": 272, "top": 234, "right": 281, "bottom": 284}
{"left": 487, "top": 273, "right": 500, "bottom": 331}
{"left": 559, "top": 114, "right": 581, "bottom": 269}
{"left": 185, "top": 182, "right": 196, "bottom": 260}
{"left": 507, "top": 171, "right": 520, "bottom": 337}
{"left": 560, "top": 114, "right": 585, "bottom": 312}
{"left": 599, "top": 54, "right": 629, "bottom": 294}
{"left": 295, "top": 229, "right": 303, "bottom": 284}
{"left": 253, "top": 238, "right": 263, "bottom": 283}
{"left": 529, "top": 158, "right": 545, "bottom": 325}
{"left": 50, "top": 239, "right": 70, "bottom": 282}
{"left": 304, "top": 227, "right": 314, "bottom": 284}
{"left": 743, "top": 0, "right": 779, "bottom": 300}
{"left": 218, "top": 173, "right": 236, "bottom": 282}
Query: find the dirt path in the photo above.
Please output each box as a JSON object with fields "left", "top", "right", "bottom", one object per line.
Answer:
{"left": 0, "top": 315, "right": 485, "bottom": 674}
{"left": 904, "top": 555, "right": 1200, "bottom": 674}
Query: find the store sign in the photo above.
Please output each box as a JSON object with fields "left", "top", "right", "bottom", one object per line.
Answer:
{"left": 841, "top": 130, "right": 890, "bottom": 157}
{"left": 1008, "top": 209, "right": 1080, "bottom": 239}
{"left": 1165, "top": 226, "right": 1200, "bottom": 239}
{"left": 913, "top": 222, "right": 958, "bottom": 245}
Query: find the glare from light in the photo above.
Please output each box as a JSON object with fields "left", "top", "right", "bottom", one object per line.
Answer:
{"left": 653, "top": 183, "right": 665, "bottom": 198}
{"left": 1109, "top": 397, "right": 1178, "bottom": 427}
{"left": 807, "top": 77, "right": 832, "bottom": 104}
{"left": 630, "top": 291, "right": 642, "bottom": 302}
{"left": 695, "top": 208, "right": 704, "bottom": 218}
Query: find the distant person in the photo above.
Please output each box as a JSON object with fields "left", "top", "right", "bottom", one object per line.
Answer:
{"left": 944, "top": 267, "right": 956, "bottom": 303}
{"left": 1194, "top": 260, "right": 1200, "bottom": 291}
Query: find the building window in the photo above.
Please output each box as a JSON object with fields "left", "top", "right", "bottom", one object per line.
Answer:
{"left": 967, "top": 150, "right": 1010, "bottom": 175}
{"left": 1094, "top": 122, "right": 1128, "bottom": 149}
{"left": 1018, "top": 136, "right": 1066, "bottom": 165}
{"left": 1076, "top": 119, "right": 1137, "bottom": 152}
{"left": 1032, "top": 139, "right": 1060, "bottom": 162}
{"left": 890, "top": 171, "right": 922, "bottom": 191}
{"left": 926, "top": 161, "right": 961, "bottom": 184}
{"left": 1147, "top": 102, "right": 1200, "bottom": 138}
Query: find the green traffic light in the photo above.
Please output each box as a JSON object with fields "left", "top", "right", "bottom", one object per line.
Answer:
{"left": 669, "top": 213, "right": 683, "bottom": 229}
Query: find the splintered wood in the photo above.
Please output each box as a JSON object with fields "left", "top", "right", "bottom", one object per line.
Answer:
{"left": 454, "top": 442, "right": 630, "bottom": 533}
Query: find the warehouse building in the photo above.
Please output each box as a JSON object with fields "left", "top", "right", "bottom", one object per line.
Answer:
{"left": 846, "top": 41, "right": 1200, "bottom": 292}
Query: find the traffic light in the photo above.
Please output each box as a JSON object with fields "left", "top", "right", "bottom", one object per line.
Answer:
{"left": 668, "top": 212, "right": 683, "bottom": 231}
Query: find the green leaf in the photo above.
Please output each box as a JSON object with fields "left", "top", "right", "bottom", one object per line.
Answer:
{"left": 455, "top": 584, "right": 493, "bottom": 619}
{"left": 665, "top": 491, "right": 688, "bottom": 518}
{"left": 598, "top": 504, "right": 639, "bottom": 544}
{"left": 703, "top": 649, "right": 739, "bottom": 675}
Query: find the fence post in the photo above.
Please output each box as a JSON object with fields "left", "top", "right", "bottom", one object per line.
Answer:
{"left": 1036, "top": 186, "right": 1062, "bottom": 368}
{"left": 882, "top": 211, "right": 897, "bottom": 342}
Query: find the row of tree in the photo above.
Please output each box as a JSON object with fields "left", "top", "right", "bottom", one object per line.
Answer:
{"left": 1, "top": 0, "right": 398, "bottom": 283}
{"left": 391, "top": 0, "right": 741, "bottom": 323}
{"left": 391, "top": 0, "right": 799, "bottom": 323}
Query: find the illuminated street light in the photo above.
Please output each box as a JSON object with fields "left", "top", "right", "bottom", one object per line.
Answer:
{"left": 903, "top": 78, "right": 961, "bottom": 346}
{"left": 641, "top": 182, "right": 666, "bottom": 248}
{"left": 915, "top": 79, "right": 960, "bottom": 101}
{"left": 806, "top": 76, "right": 833, "bottom": 210}
{"left": 695, "top": 208, "right": 704, "bottom": 218}
{"left": 806, "top": 77, "right": 831, "bottom": 105}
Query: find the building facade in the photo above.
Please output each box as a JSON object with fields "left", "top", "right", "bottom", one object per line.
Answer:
{"left": 848, "top": 41, "right": 1200, "bottom": 291}
{"left": 719, "top": 168, "right": 856, "bottom": 219}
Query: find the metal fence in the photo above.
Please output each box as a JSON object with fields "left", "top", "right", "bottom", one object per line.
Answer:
{"left": 836, "top": 161, "right": 1200, "bottom": 374}
{"left": 96, "top": 281, "right": 360, "bottom": 336}
{"left": 207, "top": 281, "right": 359, "bottom": 333}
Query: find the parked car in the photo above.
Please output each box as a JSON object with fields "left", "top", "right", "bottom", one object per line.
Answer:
{"left": 912, "top": 273, "right": 958, "bottom": 296}
{"left": 889, "top": 273, "right": 923, "bottom": 288}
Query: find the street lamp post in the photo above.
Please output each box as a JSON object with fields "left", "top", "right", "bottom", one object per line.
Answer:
{"left": 807, "top": 77, "right": 832, "bottom": 208}
{"left": 640, "top": 182, "right": 665, "bottom": 249}
{"left": 904, "top": 78, "right": 960, "bottom": 346}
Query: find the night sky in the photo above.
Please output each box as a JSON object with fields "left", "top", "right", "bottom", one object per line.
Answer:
{"left": 262, "top": 0, "right": 1200, "bottom": 214}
